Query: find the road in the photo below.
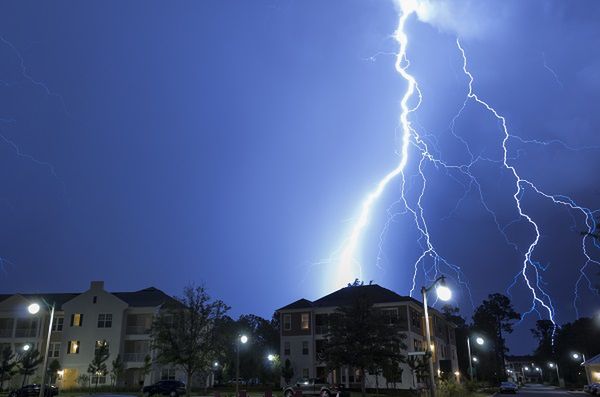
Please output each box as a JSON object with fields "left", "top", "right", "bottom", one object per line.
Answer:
{"left": 494, "top": 384, "right": 578, "bottom": 396}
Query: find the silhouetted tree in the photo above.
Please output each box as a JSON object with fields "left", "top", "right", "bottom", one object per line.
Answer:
{"left": 110, "top": 354, "right": 124, "bottom": 387}
{"left": 152, "top": 285, "right": 230, "bottom": 397}
{"left": 0, "top": 346, "right": 16, "bottom": 390}
{"left": 472, "top": 293, "right": 520, "bottom": 383}
{"left": 281, "top": 359, "right": 294, "bottom": 385}
{"left": 323, "top": 289, "right": 407, "bottom": 397}
{"left": 88, "top": 342, "right": 110, "bottom": 389}
{"left": 18, "top": 349, "right": 43, "bottom": 386}
{"left": 47, "top": 359, "right": 61, "bottom": 384}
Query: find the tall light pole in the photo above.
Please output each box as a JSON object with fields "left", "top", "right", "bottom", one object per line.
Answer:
{"left": 548, "top": 363, "right": 560, "bottom": 386}
{"left": 421, "top": 276, "right": 452, "bottom": 397}
{"left": 467, "top": 336, "right": 484, "bottom": 381}
{"left": 236, "top": 334, "right": 248, "bottom": 397}
{"left": 573, "top": 352, "right": 590, "bottom": 385}
{"left": 28, "top": 299, "right": 55, "bottom": 397}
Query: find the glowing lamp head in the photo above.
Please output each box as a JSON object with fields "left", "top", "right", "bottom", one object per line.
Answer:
{"left": 472, "top": 357, "right": 478, "bottom": 363}
{"left": 267, "top": 354, "right": 275, "bottom": 362}
{"left": 436, "top": 284, "right": 452, "bottom": 302}
{"left": 28, "top": 303, "right": 40, "bottom": 314}
{"left": 454, "top": 371, "right": 460, "bottom": 377}
{"left": 524, "top": 366, "right": 530, "bottom": 371}
{"left": 475, "top": 337, "right": 484, "bottom": 345}
{"left": 240, "top": 335, "right": 248, "bottom": 344}
{"left": 22, "top": 344, "right": 31, "bottom": 352}
{"left": 213, "top": 362, "right": 219, "bottom": 368}
{"left": 572, "top": 353, "right": 580, "bottom": 360}
{"left": 548, "top": 363, "right": 555, "bottom": 368}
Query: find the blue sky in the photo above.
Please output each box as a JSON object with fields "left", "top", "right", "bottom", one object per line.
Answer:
{"left": 0, "top": 0, "right": 599, "bottom": 353}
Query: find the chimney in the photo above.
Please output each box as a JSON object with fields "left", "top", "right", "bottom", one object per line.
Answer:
{"left": 90, "top": 281, "right": 105, "bottom": 290}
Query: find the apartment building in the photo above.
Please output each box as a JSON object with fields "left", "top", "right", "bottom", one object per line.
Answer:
{"left": 0, "top": 281, "right": 182, "bottom": 389}
{"left": 276, "top": 284, "right": 459, "bottom": 390}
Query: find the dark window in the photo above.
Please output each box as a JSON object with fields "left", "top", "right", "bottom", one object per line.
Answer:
{"left": 284, "top": 341, "right": 290, "bottom": 355}
{"left": 409, "top": 307, "right": 422, "bottom": 331}
{"left": 93, "top": 296, "right": 97, "bottom": 304}
{"left": 302, "top": 341, "right": 309, "bottom": 355}
{"left": 52, "top": 317, "right": 64, "bottom": 332}
{"left": 283, "top": 314, "right": 291, "bottom": 331}
{"left": 98, "top": 313, "right": 113, "bottom": 328}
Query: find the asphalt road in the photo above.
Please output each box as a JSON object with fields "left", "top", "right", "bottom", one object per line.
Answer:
{"left": 494, "top": 384, "right": 577, "bottom": 396}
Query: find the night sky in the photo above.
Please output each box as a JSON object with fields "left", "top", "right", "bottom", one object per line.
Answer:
{"left": 0, "top": 1, "right": 599, "bottom": 354}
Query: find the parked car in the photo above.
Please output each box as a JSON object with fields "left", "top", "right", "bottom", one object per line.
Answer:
{"left": 283, "top": 378, "right": 340, "bottom": 397}
{"left": 499, "top": 381, "right": 518, "bottom": 394}
{"left": 142, "top": 380, "right": 186, "bottom": 397}
{"left": 588, "top": 383, "right": 600, "bottom": 395}
{"left": 9, "top": 384, "right": 58, "bottom": 397}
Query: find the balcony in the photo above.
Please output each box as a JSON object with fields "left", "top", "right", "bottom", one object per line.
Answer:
{"left": 124, "top": 352, "right": 148, "bottom": 362}
{"left": 0, "top": 329, "right": 13, "bottom": 338}
{"left": 14, "top": 328, "right": 37, "bottom": 338}
{"left": 126, "top": 326, "right": 151, "bottom": 335}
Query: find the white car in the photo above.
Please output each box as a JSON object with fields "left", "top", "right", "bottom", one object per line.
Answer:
{"left": 499, "top": 381, "right": 518, "bottom": 394}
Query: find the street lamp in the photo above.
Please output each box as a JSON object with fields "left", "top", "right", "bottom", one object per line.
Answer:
{"left": 235, "top": 334, "right": 248, "bottom": 397}
{"left": 27, "top": 300, "right": 55, "bottom": 397}
{"left": 421, "top": 276, "right": 452, "bottom": 397}
{"left": 267, "top": 354, "right": 275, "bottom": 362}
{"left": 472, "top": 357, "right": 478, "bottom": 363}
{"left": 22, "top": 344, "right": 31, "bottom": 352}
{"left": 572, "top": 352, "right": 586, "bottom": 362}
{"left": 548, "top": 363, "right": 560, "bottom": 384}
{"left": 466, "top": 336, "right": 485, "bottom": 381}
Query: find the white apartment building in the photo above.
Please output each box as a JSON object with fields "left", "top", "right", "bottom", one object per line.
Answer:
{"left": 0, "top": 281, "right": 183, "bottom": 389}
{"left": 276, "top": 284, "right": 459, "bottom": 390}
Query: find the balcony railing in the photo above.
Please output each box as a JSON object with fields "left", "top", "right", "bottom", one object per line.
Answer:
{"left": 126, "top": 326, "right": 151, "bottom": 335}
{"left": 14, "top": 328, "right": 37, "bottom": 338}
{"left": 0, "top": 329, "right": 13, "bottom": 338}
{"left": 124, "top": 352, "right": 148, "bottom": 362}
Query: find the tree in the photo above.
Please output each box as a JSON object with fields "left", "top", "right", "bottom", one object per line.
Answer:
{"left": 405, "top": 354, "right": 430, "bottom": 390}
{"left": 152, "top": 285, "right": 230, "bottom": 397}
{"left": 110, "top": 354, "right": 124, "bottom": 387}
{"left": 18, "top": 349, "right": 43, "bottom": 386}
{"left": 531, "top": 319, "right": 554, "bottom": 363}
{"left": 0, "top": 346, "right": 16, "bottom": 390}
{"left": 323, "top": 289, "right": 407, "bottom": 397}
{"left": 281, "top": 359, "right": 294, "bottom": 385}
{"left": 141, "top": 355, "right": 152, "bottom": 386}
{"left": 47, "top": 360, "right": 61, "bottom": 384}
{"left": 77, "top": 373, "right": 90, "bottom": 389}
{"left": 472, "top": 293, "right": 520, "bottom": 383}
{"left": 87, "top": 342, "right": 110, "bottom": 389}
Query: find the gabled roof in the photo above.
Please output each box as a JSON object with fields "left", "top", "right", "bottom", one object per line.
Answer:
{"left": 0, "top": 293, "right": 79, "bottom": 310}
{"left": 583, "top": 353, "right": 600, "bottom": 366}
{"left": 313, "top": 284, "right": 412, "bottom": 308}
{"left": 277, "top": 284, "right": 420, "bottom": 312}
{"left": 113, "top": 287, "right": 178, "bottom": 307}
{"left": 277, "top": 298, "right": 313, "bottom": 311}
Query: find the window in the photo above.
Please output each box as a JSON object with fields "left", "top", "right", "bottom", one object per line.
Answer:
{"left": 161, "top": 368, "right": 176, "bottom": 380}
{"left": 302, "top": 341, "right": 309, "bottom": 355}
{"left": 283, "top": 314, "right": 291, "bottom": 331}
{"left": 71, "top": 313, "right": 83, "bottom": 327}
{"left": 67, "top": 340, "right": 80, "bottom": 354}
{"left": 302, "top": 368, "right": 309, "bottom": 378}
{"left": 409, "top": 307, "right": 422, "bottom": 331}
{"left": 284, "top": 341, "right": 290, "bottom": 355}
{"left": 301, "top": 313, "right": 310, "bottom": 330}
{"left": 93, "top": 296, "right": 97, "bottom": 304}
{"left": 49, "top": 342, "right": 61, "bottom": 358}
{"left": 97, "top": 313, "right": 112, "bottom": 328}
{"left": 413, "top": 339, "right": 423, "bottom": 352}
{"left": 381, "top": 308, "right": 398, "bottom": 325}
{"left": 52, "top": 317, "right": 64, "bottom": 332}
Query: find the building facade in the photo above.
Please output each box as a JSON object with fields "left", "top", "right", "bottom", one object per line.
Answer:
{"left": 0, "top": 281, "right": 183, "bottom": 389}
{"left": 276, "top": 284, "right": 459, "bottom": 390}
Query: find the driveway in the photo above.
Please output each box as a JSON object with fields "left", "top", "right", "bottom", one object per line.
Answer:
{"left": 494, "top": 384, "right": 575, "bottom": 396}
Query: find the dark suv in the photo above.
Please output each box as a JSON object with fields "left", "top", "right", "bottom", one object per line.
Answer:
{"left": 283, "top": 378, "right": 339, "bottom": 397}
{"left": 142, "top": 380, "right": 186, "bottom": 397}
{"left": 9, "top": 385, "right": 58, "bottom": 397}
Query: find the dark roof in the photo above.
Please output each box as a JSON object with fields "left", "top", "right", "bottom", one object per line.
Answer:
{"left": 0, "top": 293, "right": 80, "bottom": 310}
{"left": 113, "top": 287, "right": 178, "bottom": 307}
{"left": 277, "top": 298, "right": 313, "bottom": 311}
{"left": 313, "top": 284, "right": 413, "bottom": 307}
{"left": 277, "top": 284, "right": 420, "bottom": 312}
{"left": 0, "top": 287, "right": 177, "bottom": 310}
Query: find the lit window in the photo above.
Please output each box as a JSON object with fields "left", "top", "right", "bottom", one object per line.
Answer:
{"left": 71, "top": 313, "right": 83, "bottom": 327}
{"left": 301, "top": 313, "right": 309, "bottom": 330}
{"left": 68, "top": 340, "right": 80, "bottom": 354}
{"left": 97, "top": 314, "right": 112, "bottom": 328}
{"left": 283, "top": 314, "right": 291, "bottom": 331}
{"left": 95, "top": 340, "right": 109, "bottom": 353}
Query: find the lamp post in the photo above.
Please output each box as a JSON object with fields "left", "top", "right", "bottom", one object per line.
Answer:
{"left": 27, "top": 299, "right": 55, "bottom": 397}
{"left": 548, "top": 363, "right": 560, "bottom": 386}
{"left": 236, "top": 335, "right": 248, "bottom": 397}
{"left": 573, "top": 352, "right": 590, "bottom": 385}
{"left": 466, "top": 336, "right": 484, "bottom": 381}
{"left": 421, "top": 276, "right": 452, "bottom": 397}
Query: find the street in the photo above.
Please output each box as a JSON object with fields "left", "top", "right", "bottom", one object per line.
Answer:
{"left": 494, "top": 384, "right": 578, "bottom": 396}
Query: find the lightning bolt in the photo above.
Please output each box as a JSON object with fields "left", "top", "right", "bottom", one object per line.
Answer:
{"left": 328, "top": 3, "right": 600, "bottom": 329}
